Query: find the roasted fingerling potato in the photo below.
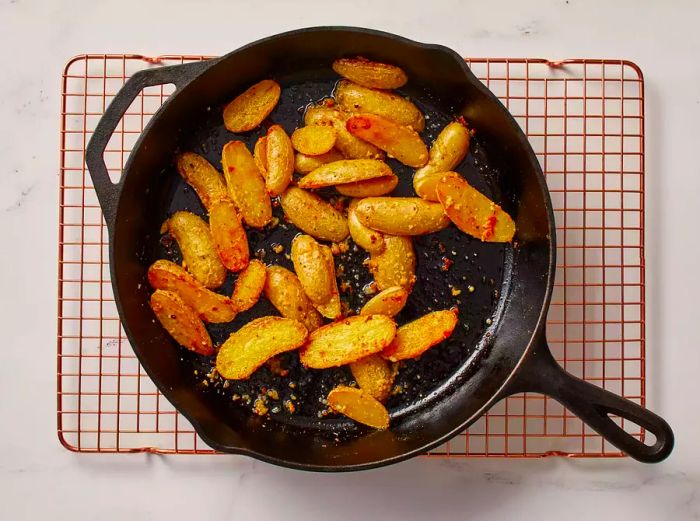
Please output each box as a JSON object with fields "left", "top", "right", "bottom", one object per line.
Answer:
{"left": 279, "top": 187, "right": 349, "bottom": 242}
{"left": 149, "top": 290, "right": 213, "bottom": 356}
{"left": 290, "top": 235, "right": 341, "bottom": 319}
{"left": 334, "top": 175, "right": 398, "bottom": 197}
{"left": 332, "top": 56, "right": 408, "bottom": 90}
{"left": 209, "top": 198, "right": 249, "bottom": 272}
{"left": 223, "top": 79, "right": 281, "bottom": 133}
{"left": 176, "top": 152, "right": 228, "bottom": 210}
{"left": 360, "top": 286, "right": 408, "bottom": 317}
{"left": 297, "top": 159, "right": 394, "bottom": 190}
{"left": 349, "top": 354, "right": 394, "bottom": 402}
{"left": 336, "top": 80, "right": 424, "bottom": 131}
{"left": 291, "top": 125, "right": 337, "bottom": 156}
{"left": 294, "top": 149, "right": 345, "bottom": 174}
{"left": 264, "top": 125, "right": 294, "bottom": 196}
{"left": 264, "top": 265, "right": 324, "bottom": 332}
{"left": 369, "top": 235, "right": 416, "bottom": 291}
{"left": 382, "top": 309, "right": 458, "bottom": 362}
{"left": 327, "top": 385, "right": 390, "bottom": 429}
{"left": 304, "top": 104, "right": 384, "bottom": 160}
{"left": 348, "top": 199, "right": 385, "bottom": 254}
{"left": 355, "top": 197, "right": 450, "bottom": 235}
{"left": 231, "top": 259, "right": 267, "bottom": 312}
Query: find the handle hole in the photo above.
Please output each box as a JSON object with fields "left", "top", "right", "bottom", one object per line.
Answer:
{"left": 606, "top": 412, "right": 655, "bottom": 446}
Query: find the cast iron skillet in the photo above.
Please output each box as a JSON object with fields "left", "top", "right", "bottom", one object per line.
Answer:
{"left": 85, "top": 27, "right": 673, "bottom": 470}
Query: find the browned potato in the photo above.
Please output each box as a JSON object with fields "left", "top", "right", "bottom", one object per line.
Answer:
{"left": 304, "top": 104, "right": 384, "bottom": 160}
{"left": 291, "top": 235, "right": 341, "bottom": 319}
{"left": 300, "top": 315, "right": 396, "bottom": 369}
{"left": 162, "top": 211, "right": 226, "bottom": 289}
{"left": 253, "top": 136, "right": 268, "bottom": 177}
{"left": 436, "top": 172, "right": 516, "bottom": 242}
{"left": 355, "top": 197, "right": 450, "bottom": 235}
{"left": 264, "top": 125, "right": 294, "bottom": 196}
{"left": 336, "top": 80, "right": 424, "bottom": 131}
{"left": 327, "top": 386, "right": 390, "bottom": 429}
{"left": 297, "top": 159, "right": 393, "bottom": 189}
{"left": 360, "top": 286, "right": 408, "bottom": 317}
{"left": 349, "top": 354, "right": 394, "bottom": 402}
{"left": 279, "top": 187, "right": 349, "bottom": 242}
{"left": 149, "top": 290, "right": 213, "bottom": 355}
{"left": 176, "top": 152, "right": 228, "bottom": 210}
{"left": 294, "top": 149, "right": 345, "bottom": 174}
{"left": 147, "top": 260, "right": 236, "bottom": 323}
{"left": 209, "top": 199, "right": 249, "bottom": 272}
{"left": 335, "top": 175, "right": 398, "bottom": 197}
{"left": 264, "top": 265, "right": 324, "bottom": 332}
{"left": 231, "top": 259, "right": 266, "bottom": 312}
{"left": 332, "top": 57, "right": 407, "bottom": 90}
{"left": 216, "top": 317, "right": 308, "bottom": 380}
{"left": 414, "top": 121, "right": 471, "bottom": 201}
{"left": 221, "top": 141, "right": 272, "bottom": 228}
{"left": 291, "top": 126, "right": 336, "bottom": 156}
{"left": 317, "top": 245, "right": 342, "bottom": 319}
{"left": 223, "top": 79, "right": 281, "bottom": 133}
{"left": 382, "top": 310, "right": 458, "bottom": 361}
{"left": 348, "top": 199, "right": 385, "bottom": 254}
{"left": 369, "top": 235, "right": 416, "bottom": 291}
{"left": 346, "top": 113, "right": 429, "bottom": 168}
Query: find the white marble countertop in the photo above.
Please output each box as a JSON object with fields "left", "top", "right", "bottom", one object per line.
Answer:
{"left": 1, "top": 0, "right": 699, "bottom": 519}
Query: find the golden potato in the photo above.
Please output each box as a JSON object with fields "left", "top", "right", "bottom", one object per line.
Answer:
{"left": 355, "top": 197, "right": 450, "bottom": 235}
{"left": 332, "top": 56, "right": 407, "bottom": 90}
{"left": 253, "top": 136, "right": 268, "bottom": 177}
{"left": 316, "top": 245, "right": 342, "bottom": 319}
{"left": 382, "top": 310, "right": 458, "bottom": 361}
{"left": 294, "top": 149, "right": 345, "bottom": 174}
{"left": 279, "top": 187, "right": 349, "bottom": 242}
{"left": 360, "top": 286, "right": 408, "bottom": 317}
{"left": 231, "top": 259, "right": 266, "bottom": 312}
{"left": 327, "top": 385, "right": 390, "bottom": 429}
{"left": 209, "top": 199, "right": 249, "bottom": 272}
{"left": 147, "top": 260, "right": 236, "bottom": 323}
{"left": 163, "top": 211, "right": 226, "bottom": 289}
{"left": 216, "top": 316, "right": 308, "bottom": 380}
{"left": 176, "top": 152, "right": 228, "bottom": 210}
{"left": 299, "top": 315, "right": 396, "bottom": 369}
{"left": 304, "top": 104, "right": 384, "bottom": 160}
{"left": 348, "top": 199, "right": 385, "bottom": 254}
{"left": 221, "top": 141, "right": 272, "bottom": 228}
{"left": 291, "top": 234, "right": 335, "bottom": 305}
{"left": 264, "top": 125, "right": 294, "bottom": 196}
{"left": 346, "top": 113, "right": 428, "bottom": 168}
{"left": 223, "top": 79, "right": 281, "bottom": 133}
{"left": 336, "top": 80, "right": 424, "bottom": 131}
{"left": 264, "top": 265, "right": 324, "bottom": 332}
{"left": 149, "top": 290, "right": 213, "bottom": 355}
{"left": 297, "top": 159, "right": 393, "bottom": 189}
{"left": 436, "top": 172, "right": 516, "bottom": 242}
{"left": 335, "top": 175, "right": 398, "bottom": 197}
{"left": 369, "top": 235, "right": 416, "bottom": 291}
{"left": 349, "top": 354, "right": 394, "bottom": 402}
{"left": 291, "top": 125, "right": 336, "bottom": 156}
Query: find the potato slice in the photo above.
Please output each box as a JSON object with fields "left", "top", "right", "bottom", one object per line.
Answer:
{"left": 297, "top": 159, "right": 393, "bottom": 189}
{"left": 348, "top": 199, "right": 385, "bottom": 254}
{"left": 253, "top": 136, "right": 268, "bottom": 177}
{"left": 294, "top": 149, "right": 345, "bottom": 174}
{"left": 369, "top": 235, "right": 416, "bottom": 291}
{"left": 216, "top": 316, "right": 308, "bottom": 380}
{"left": 163, "top": 211, "right": 226, "bottom": 289}
{"left": 300, "top": 315, "right": 396, "bottom": 369}
{"left": 231, "top": 259, "right": 266, "bottom": 312}
{"left": 414, "top": 121, "right": 471, "bottom": 201}
{"left": 355, "top": 197, "right": 450, "bottom": 235}
{"left": 346, "top": 113, "right": 429, "bottom": 168}
{"left": 291, "top": 235, "right": 335, "bottom": 305}
{"left": 176, "top": 152, "right": 228, "bottom": 210}
{"left": 221, "top": 141, "right": 272, "bottom": 228}
{"left": 209, "top": 199, "right": 249, "bottom": 272}
{"left": 264, "top": 125, "right": 294, "bottom": 196}
{"left": 436, "top": 172, "right": 516, "bottom": 242}
{"left": 382, "top": 310, "right": 458, "bottom": 361}
{"left": 360, "top": 286, "right": 408, "bottom": 317}
{"left": 223, "top": 79, "right": 281, "bottom": 133}
{"left": 148, "top": 260, "right": 236, "bottom": 323}
{"left": 327, "top": 386, "right": 390, "bottom": 429}
{"left": 149, "top": 290, "right": 213, "bottom": 355}
{"left": 335, "top": 175, "right": 398, "bottom": 197}
{"left": 264, "top": 265, "right": 324, "bottom": 332}
{"left": 349, "top": 355, "right": 394, "bottom": 402}
{"left": 332, "top": 56, "right": 407, "bottom": 90}
{"left": 336, "top": 80, "right": 424, "bottom": 131}
{"left": 291, "top": 126, "right": 336, "bottom": 156}
{"left": 316, "top": 245, "right": 342, "bottom": 319}
{"left": 279, "top": 187, "right": 349, "bottom": 242}
{"left": 304, "top": 105, "right": 384, "bottom": 160}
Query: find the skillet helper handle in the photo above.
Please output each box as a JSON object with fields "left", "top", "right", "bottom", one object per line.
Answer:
{"left": 85, "top": 59, "right": 214, "bottom": 228}
{"left": 502, "top": 338, "right": 674, "bottom": 463}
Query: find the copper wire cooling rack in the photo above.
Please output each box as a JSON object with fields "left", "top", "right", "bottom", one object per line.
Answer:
{"left": 58, "top": 55, "right": 645, "bottom": 457}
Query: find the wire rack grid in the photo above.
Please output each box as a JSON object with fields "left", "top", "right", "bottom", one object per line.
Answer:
{"left": 58, "top": 54, "right": 645, "bottom": 457}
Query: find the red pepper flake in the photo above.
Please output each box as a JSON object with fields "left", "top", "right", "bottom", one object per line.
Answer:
{"left": 440, "top": 256, "right": 454, "bottom": 272}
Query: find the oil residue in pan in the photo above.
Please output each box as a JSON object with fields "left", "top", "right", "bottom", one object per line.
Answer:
{"left": 153, "top": 73, "right": 509, "bottom": 431}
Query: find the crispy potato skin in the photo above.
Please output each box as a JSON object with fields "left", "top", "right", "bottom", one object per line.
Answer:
{"left": 221, "top": 141, "right": 272, "bottom": 228}
{"left": 382, "top": 310, "right": 458, "bottom": 361}
{"left": 355, "top": 197, "right": 450, "bottom": 235}
{"left": 209, "top": 199, "right": 249, "bottom": 272}
{"left": 436, "top": 172, "right": 516, "bottom": 242}
{"left": 349, "top": 354, "right": 394, "bottom": 402}
{"left": 369, "top": 235, "right": 416, "bottom": 292}
{"left": 332, "top": 57, "right": 407, "bottom": 90}
{"left": 264, "top": 125, "right": 294, "bottom": 196}
{"left": 327, "top": 385, "right": 390, "bottom": 429}
{"left": 294, "top": 149, "right": 344, "bottom": 174}
{"left": 264, "top": 266, "right": 324, "bottom": 332}
{"left": 348, "top": 199, "right": 385, "bottom": 254}
{"left": 216, "top": 317, "right": 308, "bottom": 380}
{"left": 163, "top": 211, "right": 226, "bottom": 289}
{"left": 149, "top": 290, "right": 213, "bottom": 355}
{"left": 176, "top": 152, "right": 228, "bottom": 210}
{"left": 297, "top": 159, "right": 393, "bottom": 189}
{"left": 335, "top": 175, "right": 398, "bottom": 197}
{"left": 231, "top": 259, "right": 266, "bottom": 312}
{"left": 291, "top": 235, "right": 335, "bottom": 305}
{"left": 300, "top": 315, "right": 396, "bottom": 369}
{"left": 304, "top": 105, "right": 384, "bottom": 160}
{"left": 291, "top": 126, "right": 337, "bottom": 156}
{"left": 360, "top": 286, "right": 408, "bottom": 317}
{"left": 147, "top": 260, "right": 236, "bottom": 323}
{"left": 279, "top": 187, "right": 349, "bottom": 242}
{"left": 346, "top": 113, "right": 428, "bottom": 168}
{"left": 336, "top": 80, "right": 424, "bottom": 131}
{"left": 223, "top": 79, "right": 280, "bottom": 133}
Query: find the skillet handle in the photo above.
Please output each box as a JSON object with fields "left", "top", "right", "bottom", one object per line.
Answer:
{"left": 500, "top": 337, "right": 674, "bottom": 463}
{"left": 85, "top": 59, "right": 215, "bottom": 229}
